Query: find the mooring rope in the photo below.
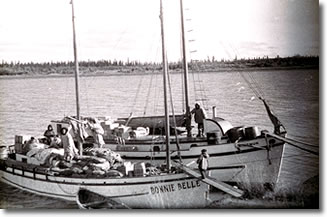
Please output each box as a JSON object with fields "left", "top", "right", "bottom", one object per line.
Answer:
{"left": 263, "top": 132, "right": 319, "bottom": 156}
{"left": 287, "top": 143, "right": 319, "bottom": 156}
{"left": 285, "top": 137, "right": 319, "bottom": 148}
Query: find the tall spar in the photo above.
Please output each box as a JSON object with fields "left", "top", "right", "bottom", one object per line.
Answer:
{"left": 159, "top": 0, "right": 171, "bottom": 172}
{"left": 180, "top": 0, "right": 192, "bottom": 137}
{"left": 70, "top": 0, "right": 82, "bottom": 155}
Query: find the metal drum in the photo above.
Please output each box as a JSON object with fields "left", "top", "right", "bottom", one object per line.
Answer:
{"left": 244, "top": 126, "right": 260, "bottom": 140}
{"left": 227, "top": 127, "right": 245, "bottom": 143}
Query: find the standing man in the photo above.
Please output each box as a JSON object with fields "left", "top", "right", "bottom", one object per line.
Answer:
{"left": 191, "top": 103, "right": 207, "bottom": 137}
{"left": 87, "top": 117, "right": 105, "bottom": 148}
{"left": 197, "top": 149, "right": 209, "bottom": 179}
{"left": 60, "top": 127, "right": 78, "bottom": 162}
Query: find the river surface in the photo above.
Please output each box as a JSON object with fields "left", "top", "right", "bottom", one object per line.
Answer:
{"left": 0, "top": 69, "right": 319, "bottom": 208}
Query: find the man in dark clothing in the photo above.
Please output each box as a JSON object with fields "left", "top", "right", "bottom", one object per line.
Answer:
{"left": 191, "top": 103, "right": 207, "bottom": 137}
{"left": 44, "top": 125, "right": 56, "bottom": 145}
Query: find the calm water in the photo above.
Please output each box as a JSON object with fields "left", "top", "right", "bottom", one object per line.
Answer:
{"left": 0, "top": 69, "right": 319, "bottom": 208}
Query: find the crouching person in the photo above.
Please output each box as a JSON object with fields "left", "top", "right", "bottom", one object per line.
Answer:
{"left": 60, "top": 127, "right": 78, "bottom": 162}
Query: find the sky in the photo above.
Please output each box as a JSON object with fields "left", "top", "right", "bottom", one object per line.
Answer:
{"left": 0, "top": 0, "right": 320, "bottom": 63}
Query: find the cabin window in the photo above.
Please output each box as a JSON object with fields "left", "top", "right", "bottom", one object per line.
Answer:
{"left": 153, "top": 146, "right": 160, "bottom": 152}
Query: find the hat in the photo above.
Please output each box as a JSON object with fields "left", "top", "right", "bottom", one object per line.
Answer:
{"left": 201, "top": 149, "right": 207, "bottom": 153}
{"left": 195, "top": 102, "right": 201, "bottom": 108}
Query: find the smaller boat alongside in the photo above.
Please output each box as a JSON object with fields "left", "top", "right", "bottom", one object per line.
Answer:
{"left": 77, "top": 188, "right": 131, "bottom": 209}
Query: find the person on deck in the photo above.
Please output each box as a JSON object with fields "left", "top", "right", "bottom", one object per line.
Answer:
{"left": 49, "top": 135, "right": 62, "bottom": 149}
{"left": 197, "top": 149, "right": 209, "bottom": 179}
{"left": 22, "top": 137, "right": 40, "bottom": 154}
{"left": 259, "top": 97, "right": 286, "bottom": 135}
{"left": 60, "top": 127, "right": 78, "bottom": 162}
{"left": 43, "top": 125, "right": 56, "bottom": 145}
{"left": 191, "top": 103, "right": 207, "bottom": 137}
{"left": 87, "top": 117, "right": 105, "bottom": 148}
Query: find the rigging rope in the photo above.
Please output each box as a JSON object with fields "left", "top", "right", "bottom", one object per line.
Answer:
{"left": 238, "top": 72, "right": 262, "bottom": 99}
{"left": 81, "top": 76, "right": 90, "bottom": 116}
{"left": 226, "top": 41, "right": 269, "bottom": 101}
{"left": 222, "top": 41, "right": 262, "bottom": 98}
{"left": 131, "top": 75, "right": 144, "bottom": 113}
{"left": 285, "top": 137, "right": 319, "bottom": 148}
{"left": 153, "top": 68, "right": 160, "bottom": 114}
{"left": 188, "top": 54, "right": 209, "bottom": 111}
{"left": 248, "top": 71, "right": 266, "bottom": 97}
{"left": 287, "top": 142, "right": 319, "bottom": 156}
{"left": 179, "top": 4, "right": 209, "bottom": 111}
{"left": 167, "top": 67, "right": 182, "bottom": 162}
{"left": 143, "top": 69, "right": 154, "bottom": 115}
{"left": 143, "top": 43, "right": 161, "bottom": 116}
{"left": 62, "top": 75, "right": 71, "bottom": 117}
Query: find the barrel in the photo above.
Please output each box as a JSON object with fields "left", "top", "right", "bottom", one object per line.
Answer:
{"left": 227, "top": 127, "right": 245, "bottom": 143}
{"left": 207, "top": 131, "right": 221, "bottom": 145}
{"left": 244, "top": 126, "right": 260, "bottom": 140}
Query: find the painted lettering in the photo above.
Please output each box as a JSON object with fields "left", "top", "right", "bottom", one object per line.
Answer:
{"left": 150, "top": 181, "right": 201, "bottom": 194}
{"left": 151, "top": 184, "right": 176, "bottom": 195}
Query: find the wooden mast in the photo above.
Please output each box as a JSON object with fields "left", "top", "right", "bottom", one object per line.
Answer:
{"left": 159, "top": 0, "right": 171, "bottom": 172}
{"left": 180, "top": 0, "right": 192, "bottom": 137}
{"left": 71, "top": 0, "right": 83, "bottom": 155}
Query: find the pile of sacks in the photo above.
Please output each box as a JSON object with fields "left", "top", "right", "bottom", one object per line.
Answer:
{"left": 48, "top": 148, "right": 125, "bottom": 178}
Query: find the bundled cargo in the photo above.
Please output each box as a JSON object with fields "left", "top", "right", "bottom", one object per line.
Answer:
{"left": 133, "top": 162, "right": 146, "bottom": 177}
{"left": 83, "top": 147, "right": 123, "bottom": 166}
{"left": 116, "top": 161, "right": 134, "bottom": 176}
{"left": 14, "top": 135, "right": 32, "bottom": 154}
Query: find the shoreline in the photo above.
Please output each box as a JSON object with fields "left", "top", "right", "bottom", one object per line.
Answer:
{"left": 0, "top": 65, "right": 318, "bottom": 80}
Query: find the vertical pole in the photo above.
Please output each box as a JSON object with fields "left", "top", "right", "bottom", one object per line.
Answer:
{"left": 180, "top": 0, "right": 192, "bottom": 137}
{"left": 160, "top": 0, "right": 171, "bottom": 172}
{"left": 71, "top": 0, "right": 82, "bottom": 155}
{"left": 212, "top": 106, "right": 216, "bottom": 119}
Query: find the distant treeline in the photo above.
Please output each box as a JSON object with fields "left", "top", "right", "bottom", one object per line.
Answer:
{"left": 0, "top": 55, "right": 319, "bottom": 76}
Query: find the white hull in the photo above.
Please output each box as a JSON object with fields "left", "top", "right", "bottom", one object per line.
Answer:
{"left": 104, "top": 136, "right": 285, "bottom": 186}
{"left": 0, "top": 163, "right": 209, "bottom": 208}
{"left": 1, "top": 133, "right": 285, "bottom": 208}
